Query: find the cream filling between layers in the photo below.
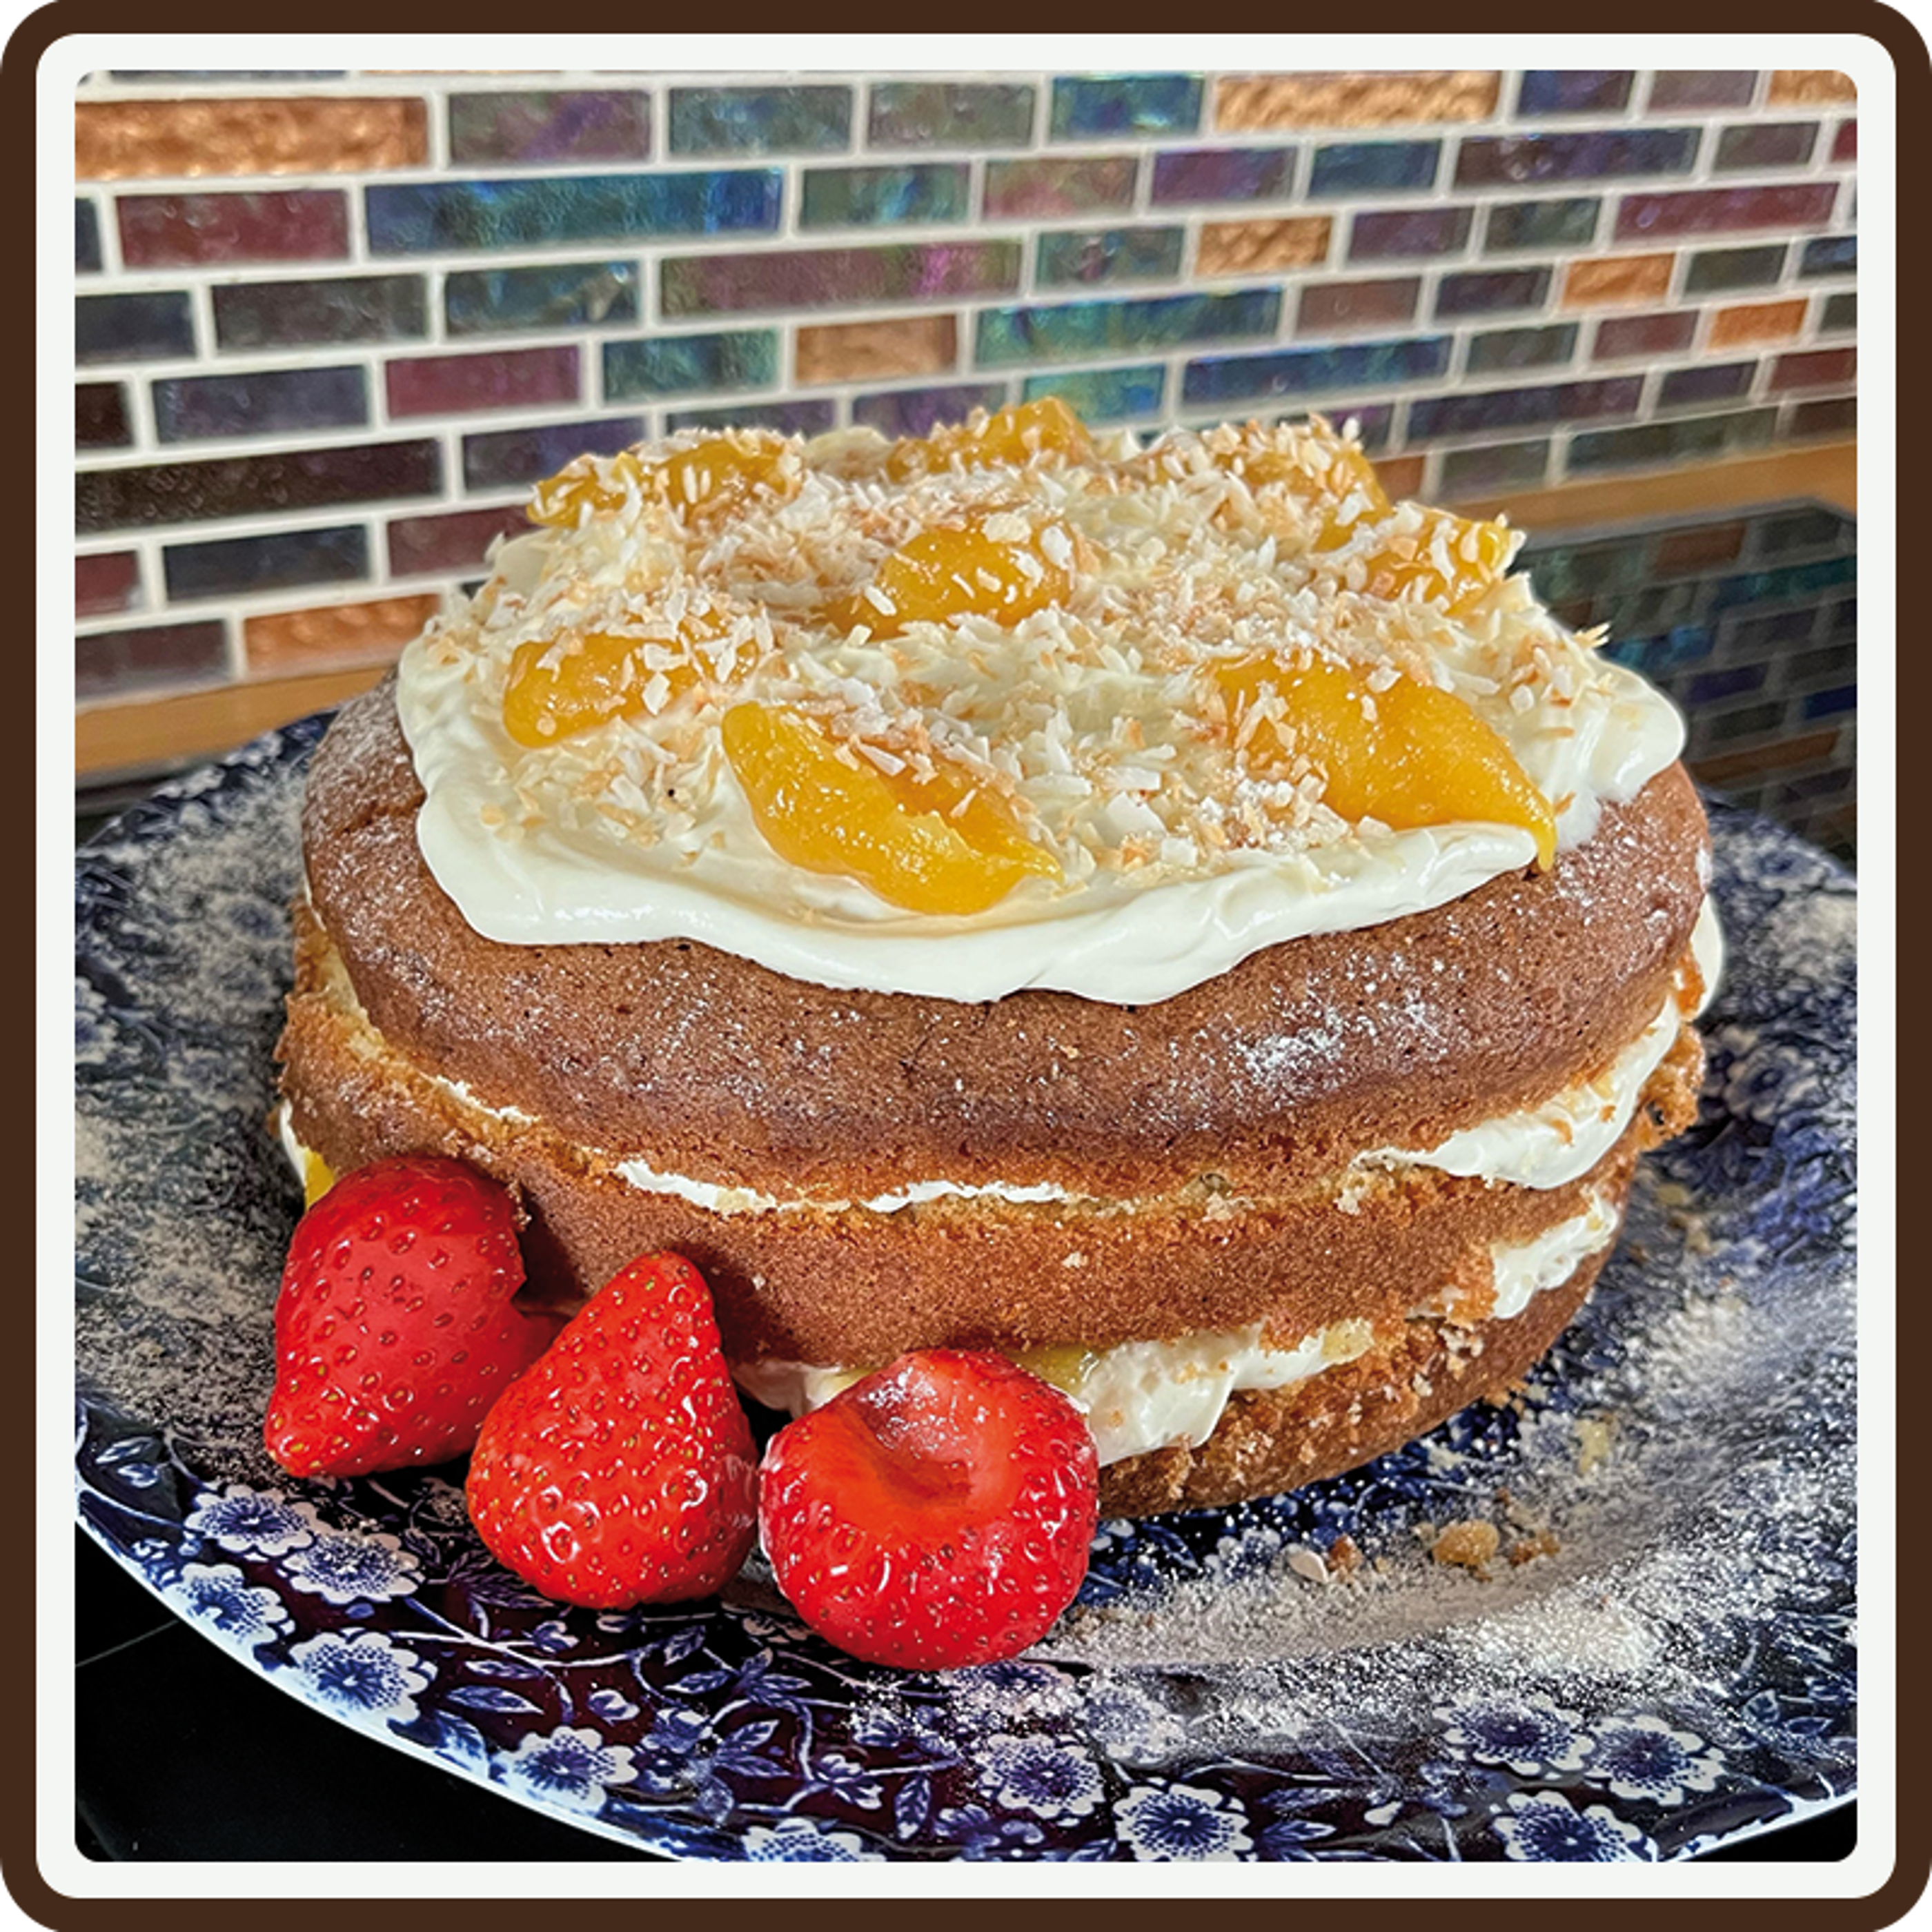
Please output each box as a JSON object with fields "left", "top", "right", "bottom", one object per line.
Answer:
{"left": 733, "top": 1189, "right": 1621, "bottom": 1468}
{"left": 271, "top": 1098, "right": 1615, "bottom": 1468}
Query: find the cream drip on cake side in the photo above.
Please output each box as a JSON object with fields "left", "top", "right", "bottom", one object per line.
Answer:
{"left": 393, "top": 420, "right": 1688, "bottom": 1005}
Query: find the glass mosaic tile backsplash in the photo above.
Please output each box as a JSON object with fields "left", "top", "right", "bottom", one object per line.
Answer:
{"left": 74, "top": 66, "right": 1856, "bottom": 735}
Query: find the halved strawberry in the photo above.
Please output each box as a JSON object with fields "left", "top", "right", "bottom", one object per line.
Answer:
{"left": 758, "top": 1350, "right": 1098, "bottom": 1670}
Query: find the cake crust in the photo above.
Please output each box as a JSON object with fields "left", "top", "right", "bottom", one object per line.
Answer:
{"left": 297, "top": 682, "right": 1709, "bottom": 1202}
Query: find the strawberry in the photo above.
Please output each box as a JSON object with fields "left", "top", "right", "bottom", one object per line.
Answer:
{"left": 265, "top": 1155, "right": 559, "bottom": 1479}
{"left": 758, "top": 1350, "right": 1098, "bottom": 1671}
{"left": 466, "top": 1252, "right": 758, "bottom": 1608}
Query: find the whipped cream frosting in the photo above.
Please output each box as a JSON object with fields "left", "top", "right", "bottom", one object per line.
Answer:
{"left": 735, "top": 1190, "right": 1620, "bottom": 1467}
{"left": 394, "top": 420, "right": 1687, "bottom": 1005}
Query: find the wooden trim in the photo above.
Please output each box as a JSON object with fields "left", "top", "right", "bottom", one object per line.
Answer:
{"left": 75, "top": 440, "right": 1858, "bottom": 780}
{"left": 77, "top": 665, "right": 390, "bottom": 781}
{"left": 1457, "top": 439, "right": 1856, "bottom": 529}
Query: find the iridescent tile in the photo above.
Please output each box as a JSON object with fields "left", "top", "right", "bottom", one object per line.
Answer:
{"left": 663, "top": 398, "right": 836, "bottom": 436}
{"left": 1769, "top": 347, "right": 1856, "bottom": 391}
{"left": 367, "top": 172, "right": 780, "bottom": 253}
{"left": 1517, "top": 71, "right": 1635, "bottom": 115}
{"left": 77, "top": 199, "right": 101, "bottom": 273}
{"left": 852, "top": 382, "right": 1009, "bottom": 438}
{"left": 164, "top": 524, "right": 369, "bottom": 602}
{"left": 1647, "top": 72, "right": 1757, "bottom": 110}
{"left": 1684, "top": 244, "right": 1788, "bottom": 292}
{"left": 1686, "top": 662, "right": 1770, "bottom": 707}
{"left": 1021, "top": 364, "right": 1166, "bottom": 423}
{"left": 668, "top": 86, "right": 851, "bottom": 155}
{"left": 1713, "top": 121, "right": 1818, "bottom": 170}
{"left": 78, "top": 97, "right": 426, "bottom": 181}
{"left": 448, "top": 91, "right": 651, "bottom": 166}
{"left": 1592, "top": 310, "right": 1697, "bottom": 359}
{"left": 214, "top": 275, "right": 427, "bottom": 349}
{"left": 462, "top": 417, "right": 643, "bottom": 493}
{"left": 1566, "top": 406, "right": 1777, "bottom": 472}
{"left": 983, "top": 157, "right": 1137, "bottom": 219}
{"left": 604, "top": 331, "right": 779, "bottom": 400}
{"left": 1435, "top": 268, "right": 1550, "bottom": 317}
{"left": 1616, "top": 181, "right": 1837, "bottom": 240}
{"left": 1708, "top": 298, "right": 1805, "bottom": 346}
{"left": 386, "top": 346, "right": 579, "bottom": 419}
{"left": 1149, "top": 146, "right": 1295, "bottom": 204}
{"left": 1561, "top": 253, "right": 1676, "bottom": 305}
{"left": 1036, "top": 226, "right": 1186, "bottom": 287}
{"left": 1820, "top": 291, "right": 1855, "bottom": 332}
{"left": 1456, "top": 129, "right": 1698, "bottom": 186}
{"left": 77, "top": 383, "right": 130, "bottom": 448}
{"left": 800, "top": 164, "right": 969, "bottom": 228}
{"left": 1180, "top": 335, "right": 1451, "bottom": 408}
{"left": 1308, "top": 140, "right": 1439, "bottom": 197}
{"left": 76, "top": 620, "right": 228, "bottom": 701}
{"left": 117, "top": 190, "right": 349, "bottom": 266}
{"left": 1198, "top": 217, "right": 1332, "bottom": 276}
{"left": 796, "top": 317, "right": 954, "bottom": 385}
{"left": 75, "top": 551, "right": 140, "bottom": 619}
{"left": 243, "top": 593, "right": 439, "bottom": 676}
{"left": 77, "top": 290, "right": 195, "bottom": 364}
{"left": 1652, "top": 521, "right": 1746, "bottom": 571}
{"left": 1483, "top": 198, "right": 1601, "bottom": 252}
{"left": 1439, "top": 438, "right": 1552, "bottom": 495}
{"left": 388, "top": 505, "right": 531, "bottom": 578}
{"left": 1658, "top": 361, "right": 1755, "bottom": 408}
{"left": 1800, "top": 234, "right": 1856, "bottom": 277}
{"left": 976, "top": 289, "right": 1279, "bottom": 367}
{"left": 1348, "top": 206, "right": 1472, "bottom": 259}
{"left": 1049, "top": 74, "right": 1201, "bottom": 140}
{"left": 1407, "top": 376, "right": 1639, "bottom": 440}
{"left": 1801, "top": 684, "right": 1855, "bottom": 721}
{"left": 1216, "top": 72, "right": 1500, "bottom": 129}
{"left": 1742, "top": 504, "right": 1846, "bottom": 561}
{"left": 867, "top": 81, "right": 1035, "bottom": 149}
{"left": 63, "top": 623, "right": 195, "bottom": 705}
{"left": 1464, "top": 322, "right": 1579, "bottom": 374}
{"left": 445, "top": 262, "right": 639, "bottom": 336}
{"left": 1346, "top": 408, "right": 1397, "bottom": 457}
{"left": 661, "top": 241, "right": 1020, "bottom": 317}
{"left": 1296, "top": 277, "right": 1421, "bottom": 335}
{"left": 1768, "top": 70, "right": 1857, "bottom": 104}
{"left": 154, "top": 365, "right": 368, "bottom": 442}
{"left": 77, "top": 442, "right": 440, "bottom": 533}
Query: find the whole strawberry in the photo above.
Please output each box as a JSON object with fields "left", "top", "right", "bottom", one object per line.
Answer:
{"left": 265, "top": 1154, "right": 558, "bottom": 1478}
{"left": 758, "top": 1350, "right": 1098, "bottom": 1671}
{"left": 466, "top": 1252, "right": 758, "bottom": 1608}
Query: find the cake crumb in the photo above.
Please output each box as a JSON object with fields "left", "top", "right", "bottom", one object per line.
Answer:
{"left": 1508, "top": 1530, "right": 1562, "bottom": 1566}
{"left": 1577, "top": 1414, "right": 1617, "bottom": 1477}
{"left": 1287, "top": 1546, "right": 1329, "bottom": 1585}
{"left": 1430, "top": 1520, "right": 1501, "bottom": 1571}
{"left": 1327, "top": 1533, "right": 1363, "bottom": 1577}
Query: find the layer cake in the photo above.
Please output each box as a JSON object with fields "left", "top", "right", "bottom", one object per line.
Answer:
{"left": 277, "top": 405, "right": 1715, "bottom": 1517}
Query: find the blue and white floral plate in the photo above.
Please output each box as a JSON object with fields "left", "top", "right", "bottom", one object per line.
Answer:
{"left": 75, "top": 716, "right": 1856, "bottom": 1862}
